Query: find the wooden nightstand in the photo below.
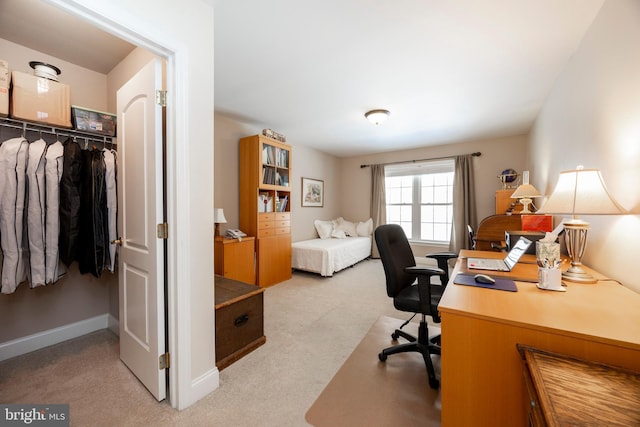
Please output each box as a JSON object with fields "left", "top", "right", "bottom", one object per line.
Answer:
{"left": 214, "top": 236, "right": 256, "bottom": 285}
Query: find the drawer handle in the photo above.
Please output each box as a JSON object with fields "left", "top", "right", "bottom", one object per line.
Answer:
{"left": 234, "top": 314, "right": 249, "bottom": 327}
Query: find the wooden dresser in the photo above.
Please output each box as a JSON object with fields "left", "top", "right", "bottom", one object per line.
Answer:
{"left": 215, "top": 275, "right": 266, "bottom": 370}
{"left": 518, "top": 345, "right": 640, "bottom": 426}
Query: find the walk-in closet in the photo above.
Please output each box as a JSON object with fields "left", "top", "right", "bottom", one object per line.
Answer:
{"left": 0, "top": 0, "right": 166, "bottom": 400}
{"left": 0, "top": 0, "right": 216, "bottom": 412}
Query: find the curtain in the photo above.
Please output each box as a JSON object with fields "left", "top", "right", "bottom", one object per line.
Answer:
{"left": 450, "top": 155, "right": 477, "bottom": 252}
{"left": 370, "top": 164, "right": 386, "bottom": 258}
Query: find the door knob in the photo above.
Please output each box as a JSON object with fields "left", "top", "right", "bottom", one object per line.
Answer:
{"left": 111, "top": 238, "right": 123, "bottom": 246}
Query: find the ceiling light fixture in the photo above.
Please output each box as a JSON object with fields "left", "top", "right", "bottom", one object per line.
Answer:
{"left": 365, "top": 109, "right": 390, "bottom": 125}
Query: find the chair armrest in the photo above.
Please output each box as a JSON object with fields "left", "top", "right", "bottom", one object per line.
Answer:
{"left": 426, "top": 251, "right": 458, "bottom": 261}
{"left": 404, "top": 266, "right": 445, "bottom": 277}
{"left": 405, "top": 266, "right": 444, "bottom": 321}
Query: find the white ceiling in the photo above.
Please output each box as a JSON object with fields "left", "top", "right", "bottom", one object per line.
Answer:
{"left": 0, "top": 0, "right": 136, "bottom": 74}
{"left": 214, "top": 0, "right": 604, "bottom": 157}
{"left": 1, "top": 1, "right": 604, "bottom": 157}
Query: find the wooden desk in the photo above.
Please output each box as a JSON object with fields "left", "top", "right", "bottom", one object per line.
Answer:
{"left": 474, "top": 214, "right": 521, "bottom": 251}
{"left": 438, "top": 250, "right": 640, "bottom": 426}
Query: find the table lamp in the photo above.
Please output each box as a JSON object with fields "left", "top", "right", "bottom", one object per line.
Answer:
{"left": 538, "top": 166, "right": 627, "bottom": 283}
{"left": 214, "top": 208, "right": 227, "bottom": 237}
{"left": 511, "top": 184, "right": 542, "bottom": 214}
{"left": 510, "top": 170, "right": 542, "bottom": 214}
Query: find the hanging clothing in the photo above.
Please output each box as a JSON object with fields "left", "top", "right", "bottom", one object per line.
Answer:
{"left": 103, "top": 149, "right": 118, "bottom": 272}
{"left": 58, "top": 139, "right": 83, "bottom": 267}
{"left": 0, "top": 137, "right": 29, "bottom": 294}
{"left": 77, "top": 149, "right": 109, "bottom": 278}
{"left": 26, "top": 139, "right": 47, "bottom": 287}
{"left": 44, "top": 140, "right": 66, "bottom": 284}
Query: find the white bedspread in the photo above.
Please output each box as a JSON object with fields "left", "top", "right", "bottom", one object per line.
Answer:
{"left": 291, "top": 236, "right": 371, "bottom": 277}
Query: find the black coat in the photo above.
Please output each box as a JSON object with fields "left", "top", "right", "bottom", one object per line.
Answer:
{"left": 58, "top": 139, "right": 83, "bottom": 267}
{"left": 77, "top": 149, "right": 110, "bottom": 278}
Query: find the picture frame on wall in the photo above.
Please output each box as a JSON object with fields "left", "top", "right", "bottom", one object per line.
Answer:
{"left": 301, "top": 177, "right": 324, "bottom": 207}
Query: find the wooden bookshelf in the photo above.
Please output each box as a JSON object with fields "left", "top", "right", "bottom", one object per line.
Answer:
{"left": 239, "top": 134, "right": 292, "bottom": 287}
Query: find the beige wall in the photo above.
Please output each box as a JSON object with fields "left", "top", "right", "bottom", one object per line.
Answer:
{"left": 0, "top": 38, "right": 114, "bottom": 344}
{"left": 0, "top": 38, "right": 108, "bottom": 111}
{"left": 214, "top": 113, "right": 528, "bottom": 250}
{"left": 339, "top": 135, "right": 529, "bottom": 227}
{"left": 214, "top": 113, "right": 342, "bottom": 242}
{"left": 529, "top": 0, "right": 640, "bottom": 293}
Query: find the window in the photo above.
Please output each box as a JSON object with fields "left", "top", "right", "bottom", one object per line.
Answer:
{"left": 385, "top": 159, "right": 454, "bottom": 243}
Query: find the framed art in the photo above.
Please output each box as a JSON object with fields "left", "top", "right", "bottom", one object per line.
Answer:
{"left": 301, "top": 177, "right": 324, "bottom": 207}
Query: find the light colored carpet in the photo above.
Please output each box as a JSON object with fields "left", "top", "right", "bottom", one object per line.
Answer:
{"left": 0, "top": 258, "right": 443, "bottom": 426}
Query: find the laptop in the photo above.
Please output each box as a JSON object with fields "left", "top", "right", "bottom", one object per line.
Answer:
{"left": 467, "top": 237, "right": 533, "bottom": 272}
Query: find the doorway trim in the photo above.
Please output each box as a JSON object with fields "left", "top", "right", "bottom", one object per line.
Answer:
{"left": 46, "top": 0, "right": 218, "bottom": 410}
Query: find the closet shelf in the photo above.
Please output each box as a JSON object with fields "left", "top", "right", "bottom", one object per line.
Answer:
{"left": 0, "top": 116, "right": 116, "bottom": 147}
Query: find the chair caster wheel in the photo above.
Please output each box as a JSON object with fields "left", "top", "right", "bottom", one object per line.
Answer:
{"left": 378, "top": 352, "right": 387, "bottom": 362}
{"left": 391, "top": 332, "right": 399, "bottom": 340}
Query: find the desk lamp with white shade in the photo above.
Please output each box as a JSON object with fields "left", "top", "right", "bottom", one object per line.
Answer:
{"left": 538, "top": 166, "right": 627, "bottom": 283}
{"left": 510, "top": 171, "right": 542, "bottom": 214}
{"left": 214, "top": 208, "right": 227, "bottom": 237}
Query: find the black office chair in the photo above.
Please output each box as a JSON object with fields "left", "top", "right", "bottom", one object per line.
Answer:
{"left": 467, "top": 224, "right": 477, "bottom": 250}
{"left": 374, "top": 224, "right": 448, "bottom": 389}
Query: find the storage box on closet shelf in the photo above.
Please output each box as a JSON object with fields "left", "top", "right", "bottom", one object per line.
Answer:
{"left": 10, "top": 61, "right": 71, "bottom": 128}
{"left": 71, "top": 106, "right": 117, "bottom": 137}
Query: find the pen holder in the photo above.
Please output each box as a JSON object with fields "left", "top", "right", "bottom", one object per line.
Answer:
{"left": 537, "top": 267, "right": 564, "bottom": 291}
{"left": 536, "top": 241, "right": 560, "bottom": 266}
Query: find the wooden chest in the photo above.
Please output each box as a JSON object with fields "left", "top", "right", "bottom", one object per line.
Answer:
{"left": 215, "top": 275, "right": 266, "bottom": 370}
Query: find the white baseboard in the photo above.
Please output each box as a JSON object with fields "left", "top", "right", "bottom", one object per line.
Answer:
{"left": 108, "top": 314, "right": 119, "bottom": 336}
{"left": 0, "top": 314, "right": 111, "bottom": 362}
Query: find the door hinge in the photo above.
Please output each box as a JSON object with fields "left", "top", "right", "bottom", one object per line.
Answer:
{"left": 157, "top": 223, "right": 168, "bottom": 239}
{"left": 159, "top": 353, "right": 170, "bottom": 370}
{"left": 155, "top": 90, "right": 167, "bottom": 107}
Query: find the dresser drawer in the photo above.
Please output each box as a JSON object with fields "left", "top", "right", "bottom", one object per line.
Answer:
{"left": 275, "top": 219, "right": 290, "bottom": 228}
{"left": 258, "top": 212, "right": 275, "bottom": 223}
{"left": 258, "top": 220, "right": 274, "bottom": 230}
{"left": 215, "top": 292, "right": 264, "bottom": 367}
{"left": 275, "top": 227, "right": 290, "bottom": 235}
{"left": 258, "top": 228, "right": 274, "bottom": 238}
{"left": 275, "top": 212, "right": 290, "bottom": 221}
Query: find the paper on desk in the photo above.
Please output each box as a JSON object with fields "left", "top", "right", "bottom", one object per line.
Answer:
{"left": 540, "top": 222, "right": 565, "bottom": 243}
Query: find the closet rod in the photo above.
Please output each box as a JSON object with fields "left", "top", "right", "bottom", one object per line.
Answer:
{"left": 360, "top": 151, "right": 481, "bottom": 168}
{"left": 0, "top": 117, "right": 116, "bottom": 146}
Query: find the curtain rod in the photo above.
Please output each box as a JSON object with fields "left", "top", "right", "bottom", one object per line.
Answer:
{"left": 359, "top": 151, "right": 481, "bottom": 168}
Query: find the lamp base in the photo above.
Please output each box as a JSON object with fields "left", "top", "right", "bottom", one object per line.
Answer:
{"left": 562, "top": 267, "right": 597, "bottom": 284}
{"left": 215, "top": 223, "right": 221, "bottom": 237}
{"left": 562, "top": 220, "right": 597, "bottom": 284}
{"left": 519, "top": 198, "right": 533, "bottom": 214}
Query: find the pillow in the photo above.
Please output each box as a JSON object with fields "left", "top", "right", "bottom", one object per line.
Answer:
{"left": 331, "top": 229, "right": 347, "bottom": 239}
{"left": 356, "top": 218, "right": 373, "bottom": 236}
{"left": 335, "top": 217, "right": 357, "bottom": 237}
{"left": 314, "top": 219, "right": 335, "bottom": 239}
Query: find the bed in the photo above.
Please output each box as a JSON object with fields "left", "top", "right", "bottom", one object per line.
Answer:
{"left": 291, "top": 236, "right": 372, "bottom": 277}
{"left": 291, "top": 217, "right": 373, "bottom": 277}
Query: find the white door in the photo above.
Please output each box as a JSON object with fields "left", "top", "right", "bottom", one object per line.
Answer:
{"left": 116, "top": 59, "right": 166, "bottom": 401}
